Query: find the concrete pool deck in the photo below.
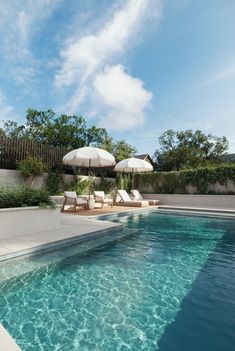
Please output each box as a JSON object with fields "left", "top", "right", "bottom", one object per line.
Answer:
{"left": 0, "top": 205, "right": 160, "bottom": 262}
{"left": 0, "top": 213, "right": 123, "bottom": 262}
{"left": 63, "top": 204, "right": 159, "bottom": 217}
{"left": 0, "top": 324, "right": 21, "bottom": 351}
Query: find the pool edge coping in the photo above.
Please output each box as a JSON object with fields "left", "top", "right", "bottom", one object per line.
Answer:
{"left": 0, "top": 224, "right": 122, "bottom": 263}
{"left": 0, "top": 324, "right": 21, "bottom": 351}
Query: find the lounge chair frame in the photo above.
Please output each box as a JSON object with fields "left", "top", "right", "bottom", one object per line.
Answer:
{"left": 62, "top": 191, "right": 88, "bottom": 212}
{"left": 94, "top": 191, "right": 113, "bottom": 209}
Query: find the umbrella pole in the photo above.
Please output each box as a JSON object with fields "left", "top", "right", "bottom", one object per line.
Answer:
{"left": 88, "top": 159, "right": 91, "bottom": 198}
{"left": 131, "top": 169, "right": 135, "bottom": 190}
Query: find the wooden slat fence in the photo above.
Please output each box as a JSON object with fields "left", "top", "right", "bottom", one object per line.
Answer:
{"left": 0, "top": 136, "right": 68, "bottom": 170}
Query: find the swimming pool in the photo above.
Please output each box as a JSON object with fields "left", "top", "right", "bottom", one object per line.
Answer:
{"left": 0, "top": 211, "right": 234, "bottom": 350}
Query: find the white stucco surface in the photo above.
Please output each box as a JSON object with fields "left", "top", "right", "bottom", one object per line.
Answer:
{"left": 0, "top": 207, "right": 60, "bottom": 238}
{"left": 0, "top": 211, "right": 122, "bottom": 261}
{"left": 0, "top": 168, "right": 115, "bottom": 189}
{"left": 143, "top": 194, "right": 235, "bottom": 210}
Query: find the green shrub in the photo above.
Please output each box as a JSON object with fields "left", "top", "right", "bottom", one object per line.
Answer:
{"left": 116, "top": 173, "right": 123, "bottom": 190}
{"left": 116, "top": 173, "right": 131, "bottom": 191}
{"left": 18, "top": 156, "right": 47, "bottom": 187}
{"left": 94, "top": 176, "right": 116, "bottom": 194}
{"left": 135, "top": 164, "right": 235, "bottom": 194}
{"left": 46, "top": 172, "right": 65, "bottom": 195}
{"left": 66, "top": 175, "right": 95, "bottom": 195}
{"left": 0, "top": 185, "right": 55, "bottom": 208}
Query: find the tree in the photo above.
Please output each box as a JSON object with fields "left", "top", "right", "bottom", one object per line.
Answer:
{"left": 101, "top": 137, "right": 137, "bottom": 160}
{"left": 18, "top": 156, "right": 46, "bottom": 187}
{"left": 153, "top": 129, "right": 229, "bottom": 171}
{"left": 85, "top": 125, "right": 108, "bottom": 147}
{"left": 0, "top": 128, "right": 5, "bottom": 137}
{"left": 2, "top": 109, "right": 108, "bottom": 149}
{"left": 113, "top": 139, "right": 137, "bottom": 160}
{"left": 2, "top": 120, "right": 25, "bottom": 138}
{"left": 101, "top": 136, "right": 114, "bottom": 154}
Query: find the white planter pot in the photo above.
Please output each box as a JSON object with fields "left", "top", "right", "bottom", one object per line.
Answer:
{"left": 88, "top": 199, "right": 95, "bottom": 210}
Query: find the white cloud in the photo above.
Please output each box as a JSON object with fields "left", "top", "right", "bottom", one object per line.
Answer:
{"left": 209, "top": 64, "right": 235, "bottom": 84}
{"left": 0, "top": 90, "right": 18, "bottom": 123}
{"left": 12, "top": 66, "right": 36, "bottom": 87}
{"left": 0, "top": 0, "right": 60, "bottom": 52}
{"left": 93, "top": 65, "right": 152, "bottom": 130}
{"left": 198, "top": 62, "right": 235, "bottom": 88}
{"left": 55, "top": 0, "right": 162, "bottom": 89}
{"left": 0, "top": 0, "right": 60, "bottom": 85}
{"left": 55, "top": 0, "right": 162, "bottom": 130}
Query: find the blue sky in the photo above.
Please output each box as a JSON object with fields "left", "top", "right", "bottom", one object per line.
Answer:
{"left": 0, "top": 0, "right": 235, "bottom": 155}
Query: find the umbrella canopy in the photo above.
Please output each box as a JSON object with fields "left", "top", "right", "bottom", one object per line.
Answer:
{"left": 114, "top": 157, "right": 153, "bottom": 173}
{"left": 63, "top": 147, "right": 116, "bottom": 168}
{"left": 114, "top": 157, "right": 153, "bottom": 189}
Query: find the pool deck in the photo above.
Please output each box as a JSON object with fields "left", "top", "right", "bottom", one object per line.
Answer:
{"left": 0, "top": 205, "right": 161, "bottom": 262}
{"left": 63, "top": 204, "right": 158, "bottom": 217}
{"left": 0, "top": 324, "right": 21, "bottom": 351}
{"left": 0, "top": 212, "right": 123, "bottom": 262}
{"left": 65, "top": 205, "right": 235, "bottom": 218}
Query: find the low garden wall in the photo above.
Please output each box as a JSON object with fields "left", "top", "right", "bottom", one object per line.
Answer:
{"left": 142, "top": 194, "right": 235, "bottom": 210}
{"left": 135, "top": 165, "right": 235, "bottom": 195}
{"left": 0, "top": 169, "right": 115, "bottom": 190}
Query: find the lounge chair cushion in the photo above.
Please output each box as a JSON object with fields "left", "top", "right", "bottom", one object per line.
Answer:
{"left": 117, "top": 190, "right": 149, "bottom": 207}
{"left": 94, "top": 191, "right": 113, "bottom": 207}
{"left": 64, "top": 191, "right": 77, "bottom": 199}
{"left": 94, "top": 191, "right": 105, "bottom": 199}
{"left": 118, "top": 190, "right": 132, "bottom": 202}
{"left": 131, "top": 190, "right": 160, "bottom": 205}
{"left": 103, "top": 198, "right": 113, "bottom": 204}
{"left": 62, "top": 191, "right": 87, "bottom": 212}
{"left": 64, "top": 191, "right": 87, "bottom": 205}
{"left": 131, "top": 190, "right": 143, "bottom": 200}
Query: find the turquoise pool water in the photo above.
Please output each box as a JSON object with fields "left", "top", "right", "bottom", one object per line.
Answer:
{"left": 0, "top": 212, "right": 235, "bottom": 350}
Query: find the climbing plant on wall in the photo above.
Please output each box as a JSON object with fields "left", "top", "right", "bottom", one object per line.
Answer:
{"left": 135, "top": 164, "right": 235, "bottom": 194}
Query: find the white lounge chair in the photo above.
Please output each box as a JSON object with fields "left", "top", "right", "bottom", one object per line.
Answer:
{"left": 115, "top": 190, "right": 149, "bottom": 207}
{"left": 94, "top": 191, "right": 113, "bottom": 208}
{"left": 62, "top": 191, "right": 88, "bottom": 212}
{"left": 131, "top": 190, "right": 160, "bottom": 206}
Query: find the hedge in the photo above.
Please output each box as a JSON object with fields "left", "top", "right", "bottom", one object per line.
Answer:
{"left": 135, "top": 164, "right": 235, "bottom": 194}
{"left": 0, "top": 185, "right": 55, "bottom": 208}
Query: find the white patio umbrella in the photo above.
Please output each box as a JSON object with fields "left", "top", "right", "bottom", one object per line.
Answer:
{"left": 114, "top": 157, "right": 153, "bottom": 189}
{"left": 63, "top": 147, "right": 116, "bottom": 199}
{"left": 63, "top": 146, "right": 115, "bottom": 168}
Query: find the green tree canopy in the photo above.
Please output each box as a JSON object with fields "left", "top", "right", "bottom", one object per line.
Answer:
{"left": 153, "top": 129, "right": 229, "bottom": 171}
{"left": 101, "top": 137, "right": 137, "bottom": 160}
{"left": 2, "top": 109, "right": 108, "bottom": 149}
{"left": 0, "top": 128, "right": 5, "bottom": 137}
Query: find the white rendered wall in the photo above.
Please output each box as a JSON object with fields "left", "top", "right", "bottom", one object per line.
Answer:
{"left": 142, "top": 194, "right": 235, "bottom": 210}
{"left": 0, "top": 169, "right": 115, "bottom": 189}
